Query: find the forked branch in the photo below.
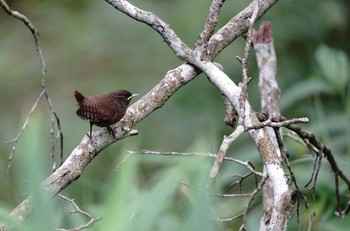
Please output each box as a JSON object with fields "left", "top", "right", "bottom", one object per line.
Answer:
{"left": 1, "top": 0, "right": 63, "bottom": 172}
{"left": 0, "top": 0, "right": 287, "bottom": 230}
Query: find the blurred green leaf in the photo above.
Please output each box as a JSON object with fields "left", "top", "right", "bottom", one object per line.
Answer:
{"left": 281, "top": 78, "right": 331, "bottom": 111}
{"left": 96, "top": 149, "right": 137, "bottom": 231}
{"left": 315, "top": 44, "right": 349, "bottom": 95}
{"left": 18, "top": 112, "right": 57, "bottom": 231}
{"left": 1, "top": 0, "right": 350, "bottom": 230}
{"left": 97, "top": 151, "right": 218, "bottom": 231}
{"left": 0, "top": 206, "right": 25, "bottom": 231}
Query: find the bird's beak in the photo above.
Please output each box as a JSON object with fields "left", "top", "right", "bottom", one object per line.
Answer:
{"left": 128, "top": 94, "right": 139, "bottom": 100}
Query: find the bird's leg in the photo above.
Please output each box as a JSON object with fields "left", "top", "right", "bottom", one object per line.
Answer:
{"left": 106, "top": 126, "right": 116, "bottom": 138}
{"left": 89, "top": 122, "right": 93, "bottom": 138}
{"left": 85, "top": 122, "right": 96, "bottom": 145}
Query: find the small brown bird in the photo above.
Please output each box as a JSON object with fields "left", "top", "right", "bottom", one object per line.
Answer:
{"left": 74, "top": 90, "right": 138, "bottom": 139}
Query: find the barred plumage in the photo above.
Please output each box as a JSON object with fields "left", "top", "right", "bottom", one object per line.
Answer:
{"left": 74, "top": 90, "right": 138, "bottom": 139}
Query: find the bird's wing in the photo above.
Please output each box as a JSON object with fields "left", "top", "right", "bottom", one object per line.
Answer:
{"left": 76, "top": 97, "right": 115, "bottom": 123}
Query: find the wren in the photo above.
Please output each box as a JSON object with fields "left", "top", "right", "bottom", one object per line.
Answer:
{"left": 74, "top": 89, "right": 138, "bottom": 139}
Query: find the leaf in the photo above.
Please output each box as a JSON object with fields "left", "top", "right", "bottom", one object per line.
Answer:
{"left": 281, "top": 78, "right": 332, "bottom": 111}
{"left": 315, "top": 44, "right": 350, "bottom": 95}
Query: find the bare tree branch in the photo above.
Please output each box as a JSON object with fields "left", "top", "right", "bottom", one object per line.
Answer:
{"left": 245, "top": 117, "right": 309, "bottom": 131}
{"left": 0, "top": 0, "right": 45, "bottom": 75}
{"left": 231, "top": 169, "right": 258, "bottom": 190}
{"left": 128, "top": 150, "right": 264, "bottom": 177}
{"left": 1, "top": 0, "right": 63, "bottom": 172}
{"left": 208, "top": 124, "right": 245, "bottom": 180}
{"left": 2, "top": 1, "right": 348, "bottom": 231}
{"left": 3, "top": 63, "right": 198, "bottom": 230}
{"left": 195, "top": 0, "right": 225, "bottom": 59}
{"left": 207, "top": 0, "right": 279, "bottom": 58}
{"left": 5, "top": 91, "right": 45, "bottom": 171}
{"left": 217, "top": 175, "right": 268, "bottom": 225}
{"left": 286, "top": 124, "right": 350, "bottom": 215}
{"left": 306, "top": 154, "right": 322, "bottom": 231}
{"left": 238, "top": 0, "right": 259, "bottom": 127}
{"left": 252, "top": 20, "right": 291, "bottom": 231}
{"left": 239, "top": 175, "right": 268, "bottom": 231}
{"left": 0, "top": 0, "right": 283, "bottom": 229}
{"left": 56, "top": 194, "right": 102, "bottom": 231}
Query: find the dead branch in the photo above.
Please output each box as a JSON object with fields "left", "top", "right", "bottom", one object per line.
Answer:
{"left": 286, "top": 124, "right": 350, "bottom": 216}
{"left": 56, "top": 194, "right": 102, "bottom": 231}
{"left": 208, "top": 125, "right": 246, "bottom": 180}
{"left": 0, "top": 0, "right": 284, "bottom": 229}
{"left": 252, "top": 20, "right": 286, "bottom": 231}
{"left": 216, "top": 175, "right": 267, "bottom": 225}
{"left": 195, "top": 0, "right": 225, "bottom": 60}
{"left": 128, "top": 150, "right": 264, "bottom": 177}
{"left": 238, "top": 0, "right": 259, "bottom": 127}
{"left": 245, "top": 117, "right": 309, "bottom": 131}
{"left": 1, "top": 0, "right": 63, "bottom": 172}
{"left": 207, "top": 0, "right": 260, "bottom": 183}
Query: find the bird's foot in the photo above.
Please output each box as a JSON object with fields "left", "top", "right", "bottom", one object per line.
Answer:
{"left": 85, "top": 132, "right": 97, "bottom": 147}
{"left": 106, "top": 126, "right": 116, "bottom": 138}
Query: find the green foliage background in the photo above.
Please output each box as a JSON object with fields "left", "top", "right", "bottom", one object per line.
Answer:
{"left": 0, "top": 0, "right": 349, "bottom": 230}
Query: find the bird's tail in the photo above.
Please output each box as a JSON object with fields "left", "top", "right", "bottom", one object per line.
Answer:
{"left": 74, "top": 90, "right": 85, "bottom": 104}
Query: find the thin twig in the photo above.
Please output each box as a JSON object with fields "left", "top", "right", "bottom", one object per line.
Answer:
{"left": 200, "top": 0, "right": 260, "bottom": 183}
{"left": 1, "top": 0, "right": 63, "bottom": 172}
{"left": 237, "top": 0, "right": 260, "bottom": 128}
{"left": 208, "top": 0, "right": 260, "bottom": 185}
{"left": 286, "top": 123, "right": 350, "bottom": 214}
{"left": 208, "top": 125, "right": 246, "bottom": 180}
{"left": 0, "top": 0, "right": 286, "bottom": 227}
{"left": 5, "top": 91, "right": 44, "bottom": 172}
{"left": 239, "top": 175, "right": 268, "bottom": 230}
{"left": 44, "top": 91, "right": 64, "bottom": 171}
{"left": 217, "top": 175, "right": 268, "bottom": 224}
{"left": 231, "top": 171, "right": 258, "bottom": 190}
{"left": 284, "top": 133, "right": 305, "bottom": 146}
{"left": 57, "top": 194, "right": 101, "bottom": 231}
{"left": 217, "top": 213, "right": 243, "bottom": 222}
{"left": 114, "top": 153, "right": 132, "bottom": 172}
{"left": 0, "top": 0, "right": 45, "bottom": 75}
{"left": 245, "top": 117, "right": 309, "bottom": 131}
{"left": 307, "top": 154, "right": 322, "bottom": 231}
{"left": 128, "top": 150, "right": 264, "bottom": 177}
{"left": 214, "top": 193, "right": 253, "bottom": 198}
{"left": 274, "top": 127, "right": 309, "bottom": 225}
{"left": 335, "top": 200, "right": 350, "bottom": 218}
{"left": 178, "top": 182, "right": 255, "bottom": 198}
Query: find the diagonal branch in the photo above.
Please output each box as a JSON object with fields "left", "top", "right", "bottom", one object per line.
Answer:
{"left": 286, "top": 123, "right": 350, "bottom": 215}
{"left": 105, "top": 0, "right": 279, "bottom": 63}
{"left": 56, "top": 194, "right": 101, "bottom": 231}
{"left": 1, "top": 0, "right": 63, "bottom": 172}
{"left": 195, "top": 0, "right": 225, "bottom": 49}
{"left": 4, "top": 63, "right": 199, "bottom": 228}
{"left": 5, "top": 91, "right": 44, "bottom": 171}
{"left": 1, "top": 1, "right": 281, "bottom": 229}
{"left": 207, "top": 0, "right": 279, "bottom": 58}
{"left": 0, "top": 0, "right": 45, "bottom": 76}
